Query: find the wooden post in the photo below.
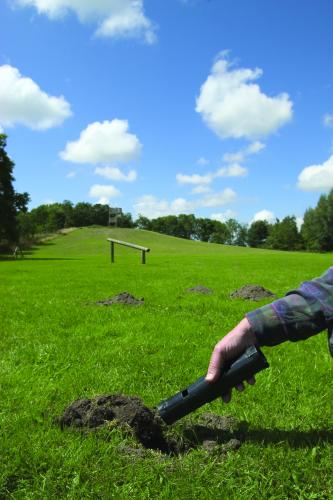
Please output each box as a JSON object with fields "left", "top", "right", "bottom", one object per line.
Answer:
{"left": 111, "top": 241, "right": 115, "bottom": 263}
{"left": 141, "top": 250, "right": 146, "bottom": 264}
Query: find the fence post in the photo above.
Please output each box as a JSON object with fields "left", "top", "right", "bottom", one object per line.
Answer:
{"left": 141, "top": 250, "right": 146, "bottom": 264}
{"left": 111, "top": 241, "right": 115, "bottom": 263}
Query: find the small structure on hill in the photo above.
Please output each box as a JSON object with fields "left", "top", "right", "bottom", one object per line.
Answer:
{"left": 108, "top": 207, "right": 123, "bottom": 227}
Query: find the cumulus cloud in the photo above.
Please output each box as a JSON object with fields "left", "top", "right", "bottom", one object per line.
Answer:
{"left": 210, "top": 210, "right": 237, "bottom": 222}
{"left": 297, "top": 154, "right": 333, "bottom": 191}
{"left": 197, "top": 156, "right": 209, "bottom": 166}
{"left": 134, "top": 188, "right": 236, "bottom": 218}
{"left": 296, "top": 216, "right": 303, "bottom": 231}
{"left": 177, "top": 163, "right": 246, "bottom": 187}
{"left": 15, "top": 0, "right": 156, "bottom": 43}
{"left": 94, "top": 166, "right": 137, "bottom": 182}
{"left": 216, "top": 163, "right": 247, "bottom": 177}
{"left": 89, "top": 184, "right": 121, "bottom": 204}
{"left": 196, "top": 55, "right": 293, "bottom": 140}
{"left": 176, "top": 172, "right": 213, "bottom": 185}
{"left": 250, "top": 209, "right": 275, "bottom": 224}
{"left": 60, "top": 120, "right": 142, "bottom": 164}
{"left": 0, "top": 65, "right": 71, "bottom": 130}
{"left": 201, "top": 188, "right": 236, "bottom": 207}
{"left": 66, "top": 171, "right": 77, "bottom": 179}
{"left": 223, "top": 141, "right": 265, "bottom": 163}
{"left": 192, "top": 185, "right": 212, "bottom": 194}
{"left": 323, "top": 113, "right": 333, "bottom": 127}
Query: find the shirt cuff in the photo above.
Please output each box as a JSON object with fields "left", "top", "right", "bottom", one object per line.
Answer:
{"left": 246, "top": 303, "right": 289, "bottom": 347}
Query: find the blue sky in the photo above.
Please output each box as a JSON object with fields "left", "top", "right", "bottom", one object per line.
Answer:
{"left": 1, "top": 0, "right": 332, "bottom": 225}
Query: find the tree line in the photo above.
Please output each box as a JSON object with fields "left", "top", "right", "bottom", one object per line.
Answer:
{"left": 1, "top": 132, "right": 333, "bottom": 252}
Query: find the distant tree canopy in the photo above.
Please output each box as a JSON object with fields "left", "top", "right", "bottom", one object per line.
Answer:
{"left": 3, "top": 132, "right": 333, "bottom": 253}
{"left": 0, "top": 134, "right": 30, "bottom": 246}
{"left": 26, "top": 202, "right": 135, "bottom": 234}
{"left": 247, "top": 220, "right": 270, "bottom": 248}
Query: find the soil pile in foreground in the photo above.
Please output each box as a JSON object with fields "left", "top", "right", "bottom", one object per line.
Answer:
{"left": 187, "top": 285, "right": 213, "bottom": 295}
{"left": 230, "top": 285, "right": 276, "bottom": 301}
{"left": 95, "top": 292, "right": 144, "bottom": 306}
{"left": 58, "top": 394, "right": 244, "bottom": 456}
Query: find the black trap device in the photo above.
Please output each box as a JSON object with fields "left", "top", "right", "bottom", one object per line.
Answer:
{"left": 157, "top": 345, "right": 269, "bottom": 425}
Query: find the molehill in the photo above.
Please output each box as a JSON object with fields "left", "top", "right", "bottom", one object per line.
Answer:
{"left": 95, "top": 292, "right": 144, "bottom": 306}
{"left": 230, "top": 285, "right": 276, "bottom": 301}
{"left": 58, "top": 394, "right": 245, "bottom": 456}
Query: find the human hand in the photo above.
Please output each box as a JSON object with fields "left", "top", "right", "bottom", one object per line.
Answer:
{"left": 206, "top": 317, "right": 257, "bottom": 403}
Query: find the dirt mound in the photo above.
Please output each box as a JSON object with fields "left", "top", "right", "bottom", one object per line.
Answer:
{"left": 95, "top": 292, "right": 144, "bottom": 306}
{"left": 58, "top": 394, "right": 245, "bottom": 456}
{"left": 230, "top": 285, "right": 276, "bottom": 301}
{"left": 187, "top": 285, "right": 213, "bottom": 295}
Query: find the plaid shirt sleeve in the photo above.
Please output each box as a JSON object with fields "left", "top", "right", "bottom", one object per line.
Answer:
{"left": 246, "top": 267, "right": 333, "bottom": 353}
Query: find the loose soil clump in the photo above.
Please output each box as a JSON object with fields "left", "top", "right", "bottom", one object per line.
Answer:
{"left": 95, "top": 292, "right": 144, "bottom": 306}
{"left": 230, "top": 284, "right": 276, "bottom": 301}
{"left": 58, "top": 394, "right": 245, "bottom": 457}
{"left": 187, "top": 285, "right": 213, "bottom": 295}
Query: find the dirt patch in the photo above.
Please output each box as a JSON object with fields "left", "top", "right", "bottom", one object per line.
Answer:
{"left": 230, "top": 285, "right": 276, "bottom": 301}
{"left": 95, "top": 292, "right": 144, "bottom": 306}
{"left": 187, "top": 285, "right": 213, "bottom": 295}
{"left": 58, "top": 394, "right": 245, "bottom": 457}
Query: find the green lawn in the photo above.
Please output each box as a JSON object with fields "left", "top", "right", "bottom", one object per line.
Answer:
{"left": 1, "top": 227, "right": 332, "bottom": 499}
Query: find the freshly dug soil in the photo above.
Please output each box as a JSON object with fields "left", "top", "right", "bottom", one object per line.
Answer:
{"left": 95, "top": 292, "right": 144, "bottom": 306}
{"left": 187, "top": 285, "right": 213, "bottom": 295}
{"left": 58, "top": 394, "right": 245, "bottom": 456}
{"left": 230, "top": 285, "right": 276, "bottom": 301}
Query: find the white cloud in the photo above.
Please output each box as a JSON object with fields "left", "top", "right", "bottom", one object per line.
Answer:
{"left": 60, "top": 120, "right": 142, "bottom": 164}
{"left": 89, "top": 184, "right": 121, "bottom": 204}
{"left": 15, "top": 0, "right": 156, "bottom": 43}
{"left": 192, "top": 185, "right": 212, "bottom": 194}
{"left": 94, "top": 166, "right": 137, "bottom": 182}
{"left": 250, "top": 209, "right": 275, "bottom": 224}
{"left": 323, "top": 113, "right": 333, "bottom": 127}
{"left": 177, "top": 163, "right": 246, "bottom": 187}
{"left": 197, "top": 156, "right": 209, "bottom": 166}
{"left": 176, "top": 172, "right": 213, "bottom": 185}
{"left": 296, "top": 216, "right": 303, "bottom": 231}
{"left": 201, "top": 188, "right": 236, "bottom": 207}
{"left": 134, "top": 188, "right": 237, "bottom": 218}
{"left": 216, "top": 163, "right": 247, "bottom": 177}
{"left": 66, "top": 171, "right": 77, "bottom": 179}
{"left": 196, "top": 55, "right": 293, "bottom": 139}
{"left": 223, "top": 141, "right": 265, "bottom": 163}
{"left": 297, "top": 154, "right": 333, "bottom": 191}
{"left": 0, "top": 65, "right": 71, "bottom": 130}
{"left": 210, "top": 210, "right": 237, "bottom": 222}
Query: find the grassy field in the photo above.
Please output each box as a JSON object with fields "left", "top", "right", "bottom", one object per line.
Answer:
{"left": 1, "top": 227, "right": 333, "bottom": 499}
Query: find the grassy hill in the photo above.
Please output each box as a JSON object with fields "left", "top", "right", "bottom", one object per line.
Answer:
{"left": 1, "top": 227, "right": 332, "bottom": 498}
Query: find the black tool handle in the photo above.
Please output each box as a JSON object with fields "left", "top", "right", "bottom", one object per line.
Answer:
{"left": 157, "top": 345, "right": 269, "bottom": 425}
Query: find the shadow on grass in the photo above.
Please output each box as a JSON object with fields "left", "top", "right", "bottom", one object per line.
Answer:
{"left": 246, "top": 428, "right": 333, "bottom": 448}
{"left": 23, "top": 257, "right": 81, "bottom": 261}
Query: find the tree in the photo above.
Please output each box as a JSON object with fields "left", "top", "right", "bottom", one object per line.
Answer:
{"left": 194, "top": 218, "right": 216, "bottom": 242}
{"left": 135, "top": 215, "right": 151, "bottom": 230}
{"left": 0, "top": 134, "right": 19, "bottom": 243}
{"left": 301, "top": 190, "right": 333, "bottom": 252}
{"left": 247, "top": 220, "right": 270, "bottom": 248}
{"left": 117, "top": 212, "right": 134, "bottom": 228}
{"left": 210, "top": 220, "right": 230, "bottom": 244}
{"left": 267, "top": 216, "right": 303, "bottom": 250}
